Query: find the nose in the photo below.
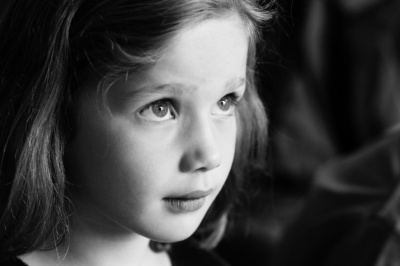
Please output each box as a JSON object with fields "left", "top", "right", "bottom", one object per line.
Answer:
{"left": 179, "top": 117, "right": 222, "bottom": 173}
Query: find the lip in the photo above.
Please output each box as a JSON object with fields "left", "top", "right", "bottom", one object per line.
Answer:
{"left": 163, "top": 189, "right": 213, "bottom": 213}
{"left": 176, "top": 189, "right": 213, "bottom": 199}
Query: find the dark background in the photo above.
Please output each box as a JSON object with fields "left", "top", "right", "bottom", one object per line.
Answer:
{"left": 215, "top": 0, "right": 400, "bottom": 264}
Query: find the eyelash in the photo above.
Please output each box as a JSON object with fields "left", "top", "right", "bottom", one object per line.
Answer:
{"left": 222, "top": 92, "right": 241, "bottom": 106}
{"left": 139, "top": 99, "right": 177, "bottom": 120}
{"left": 138, "top": 92, "right": 242, "bottom": 122}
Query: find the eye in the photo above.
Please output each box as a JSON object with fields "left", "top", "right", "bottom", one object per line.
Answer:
{"left": 138, "top": 100, "right": 176, "bottom": 122}
{"left": 213, "top": 93, "right": 240, "bottom": 116}
{"left": 218, "top": 96, "right": 234, "bottom": 111}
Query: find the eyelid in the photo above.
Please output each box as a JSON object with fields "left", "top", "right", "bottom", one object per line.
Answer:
{"left": 225, "top": 90, "right": 246, "bottom": 108}
{"left": 226, "top": 92, "right": 242, "bottom": 104}
{"left": 137, "top": 98, "right": 177, "bottom": 123}
{"left": 212, "top": 92, "right": 242, "bottom": 117}
{"left": 231, "top": 83, "right": 246, "bottom": 101}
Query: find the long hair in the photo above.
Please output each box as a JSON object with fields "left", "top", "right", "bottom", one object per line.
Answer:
{"left": 0, "top": 0, "right": 273, "bottom": 257}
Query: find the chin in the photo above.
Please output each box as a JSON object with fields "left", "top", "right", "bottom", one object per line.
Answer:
{"left": 144, "top": 215, "right": 205, "bottom": 243}
{"left": 152, "top": 225, "right": 200, "bottom": 243}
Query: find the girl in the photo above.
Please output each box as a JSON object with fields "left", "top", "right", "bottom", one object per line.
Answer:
{"left": 0, "top": 0, "right": 272, "bottom": 265}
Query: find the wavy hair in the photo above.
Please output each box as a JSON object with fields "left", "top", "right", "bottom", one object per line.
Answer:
{"left": 0, "top": 0, "right": 273, "bottom": 257}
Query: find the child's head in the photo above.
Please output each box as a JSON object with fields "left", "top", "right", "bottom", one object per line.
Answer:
{"left": 0, "top": 0, "right": 272, "bottom": 257}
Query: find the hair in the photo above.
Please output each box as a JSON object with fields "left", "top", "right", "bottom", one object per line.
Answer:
{"left": 0, "top": 0, "right": 273, "bottom": 257}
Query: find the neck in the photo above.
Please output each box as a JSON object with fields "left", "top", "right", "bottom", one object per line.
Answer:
{"left": 20, "top": 202, "right": 171, "bottom": 266}
{"left": 64, "top": 213, "right": 152, "bottom": 265}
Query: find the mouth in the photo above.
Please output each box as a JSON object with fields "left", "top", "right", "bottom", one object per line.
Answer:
{"left": 163, "top": 189, "right": 213, "bottom": 213}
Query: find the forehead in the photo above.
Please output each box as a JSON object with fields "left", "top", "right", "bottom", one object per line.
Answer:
{"left": 102, "top": 14, "right": 249, "bottom": 108}
{"left": 140, "top": 15, "right": 249, "bottom": 87}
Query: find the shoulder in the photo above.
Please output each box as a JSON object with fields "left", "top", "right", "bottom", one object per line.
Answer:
{"left": 169, "top": 240, "right": 230, "bottom": 266}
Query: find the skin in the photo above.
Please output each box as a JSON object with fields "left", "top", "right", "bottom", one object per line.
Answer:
{"left": 21, "top": 14, "right": 249, "bottom": 266}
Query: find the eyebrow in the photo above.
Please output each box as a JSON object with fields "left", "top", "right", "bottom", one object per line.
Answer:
{"left": 224, "top": 77, "right": 247, "bottom": 92}
{"left": 125, "top": 77, "right": 247, "bottom": 98}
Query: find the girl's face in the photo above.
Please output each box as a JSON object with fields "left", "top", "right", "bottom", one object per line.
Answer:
{"left": 65, "top": 14, "right": 249, "bottom": 242}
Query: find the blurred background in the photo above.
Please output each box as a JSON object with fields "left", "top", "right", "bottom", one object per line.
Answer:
{"left": 215, "top": 0, "right": 400, "bottom": 264}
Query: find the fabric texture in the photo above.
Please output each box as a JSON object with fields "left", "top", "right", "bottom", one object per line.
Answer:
{"left": 274, "top": 132, "right": 400, "bottom": 266}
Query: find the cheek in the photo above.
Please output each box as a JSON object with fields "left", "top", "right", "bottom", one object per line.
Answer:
{"left": 216, "top": 119, "right": 237, "bottom": 174}
{"left": 65, "top": 124, "right": 168, "bottom": 229}
{"left": 65, "top": 116, "right": 144, "bottom": 202}
{"left": 221, "top": 118, "right": 237, "bottom": 154}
